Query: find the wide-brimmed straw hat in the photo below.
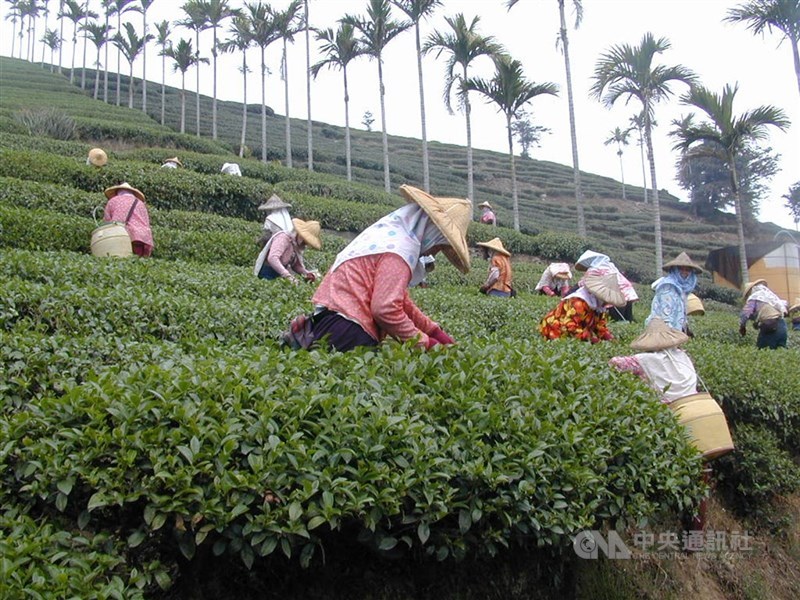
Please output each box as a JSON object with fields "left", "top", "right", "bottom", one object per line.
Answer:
{"left": 478, "top": 201, "right": 492, "bottom": 209}
{"left": 663, "top": 251, "right": 703, "bottom": 274}
{"left": 87, "top": 147, "right": 107, "bottom": 167}
{"left": 583, "top": 272, "right": 626, "bottom": 307}
{"left": 630, "top": 317, "right": 689, "bottom": 351}
{"left": 104, "top": 182, "right": 145, "bottom": 202}
{"left": 292, "top": 218, "right": 322, "bottom": 250}
{"left": 399, "top": 184, "right": 471, "bottom": 274}
{"left": 476, "top": 237, "right": 511, "bottom": 257}
{"left": 163, "top": 156, "right": 183, "bottom": 167}
{"left": 742, "top": 279, "right": 767, "bottom": 299}
{"left": 258, "top": 193, "right": 292, "bottom": 212}
{"left": 789, "top": 297, "right": 800, "bottom": 314}
{"left": 686, "top": 293, "right": 705, "bottom": 316}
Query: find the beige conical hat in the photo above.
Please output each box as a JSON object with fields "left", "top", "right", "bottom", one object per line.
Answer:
{"left": 663, "top": 251, "right": 703, "bottom": 273}
{"left": 104, "top": 182, "right": 145, "bottom": 202}
{"left": 583, "top": 272, "right": 626, "bottom": 307}
{"left": 476, "top": 237, "right": 511, "bottom": 257}
{"left": 789, "top": 297, "right": 800, "bottom": 314}
{"left": 292, "top": 218, "right": 322, "bottom": 250}
{"left": 686, "top": 293, "right": 705, "bottom": 316}
{"left": 742, "top": 279, "right": 767, "bottom": 299}
{"left": 478, "top": 201, "right": 492, "bottom": 209}
{"left": 258, "top": 194, "right": 292, "bottom": 211}
{"left": 399, "top": 185, "right": 471, "bottom": 273}
{"left": 87, "top": 147, "right": 107, "bottom": 167}
{"left": 163, "top": 156, "right": 182, "bottom": 167}
{"left": 630, "top": 317, "right": 690, "bottom": 351}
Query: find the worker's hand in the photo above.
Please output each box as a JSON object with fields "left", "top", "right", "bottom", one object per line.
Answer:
{"left": 424, "top": 336, "right": 440, "bottom": 350}
{"left": 287, "top": 276, "right": 299, "bottom": 286}
{"left": 304, "top": 272, "right": 316, "bottom": 283}
{"left": 429, "top": 325, "right": 455, "bottom": 345}
{"left": 542, "top": 286, "right": 555, "bottom": 297}
{"left": 739, "top": 324, "right": 747, "bottom": 337}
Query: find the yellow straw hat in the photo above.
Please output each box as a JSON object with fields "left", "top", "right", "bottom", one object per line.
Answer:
{"left": 87, "top": 148, "right": 107, "bottom": 167}
{"left": 478, "top": 201, "right": 492, "bottom": 209}
{"left": 663, "top": 251, "right": 703, "bottom": 273}
{"left": 582, "top": 272, "right": 626, "bottom": 307}
{"left": 399, "top": 184, "right": 471, "bottom": 273}
{"left": 630, "top": 318, "right": 690, "bottom": 351}
{"left": 292, "top": 218, "right": 322, "bottom": 250}
{"left": 789, "top": 298, "right": 800, "bottom": 314}
{"left": 104, "top": 182, "right": 145, "bottom": 202}
{"left": 742, "top": 279, "right": 767, "bottom": 300}
{"left": 476, "top": 237, "right": 511, "bottom": 257}
{"left": 686, "top": 293, "right": 705, "bottom": 316}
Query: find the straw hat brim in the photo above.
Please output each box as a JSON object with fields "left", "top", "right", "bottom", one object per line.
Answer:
{"left": 476, "top": 238, "right": 511, "bottom": 257}
{"left": 292, "top": 218, "right": 322, "bottom": 250}
{"left": 478, "top": 202, "right": 492, "bottom": 209}
{"left": 789, "top": 298, "right": 800, "bottom": 314}
{"left": 742, "top": 279, "right": 768, "bottom": 299}
{"left": 630, "top": 318, "right": 690, "bottom": 351}
{"left": 663, "top": 252, "right": 704, "bottom": 273}
{"left": 583, "top": 273, "right": 626, "bottom": 307}
{"left": 400, "top": 185, "right": 471, "bottom": 274}
{"left": 258, "top": 194, "right": 292, "bottom": 211}
{"left": 104, "top": 182, "right": 145, "bottom": 202}
{"left": 686, "top": 293, "right": 705, "bottom": 316}
{"left": 164, "top": 157, "right": 183, "bottom": 167}
{"left": 88, "top": 148, "right": 107, "bottom": 167}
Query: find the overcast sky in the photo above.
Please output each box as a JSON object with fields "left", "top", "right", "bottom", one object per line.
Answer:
{"left": 2, "top": 0, "right": 797, "bottom": 231}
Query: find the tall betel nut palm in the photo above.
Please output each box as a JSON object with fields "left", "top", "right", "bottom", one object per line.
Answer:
{"left": 424, "top": 13, "right": 501, "bottom": 210}
{"left": 507, "top": 0, "right": 587, "bottom": 237}
{"left": 670, "top": 83, "right": 789, "bottom": 287}
{"left": 725, "top": 0, "right": 800, "bottom": 97}
{"left": 272, "top": 0, "right": 304, "bottom": 169}
{"left": 179, "top": 0, "right": 211, "bottom": 136}
{"left": 165, "top": 38, "right": 208, "bottom": 134}
{"left": 154, "top": 19, "right": 171, "bottom": 125}
{"left": 344, "top": 0, "right": 409, "bottom": 193}
{"left": 113, "top": 21, "right": 152, "bottom": 109}
{"left": 200, "top": 0, "right": 234, "bottom": 140}
{"left": 591, "top": 32, "right": 696, "bottom": 275}
{"left": 466, "top": 54, "right": 558, "bottom": 231}
{"left": 311, "top": 22, "right": 365, "bottom": 181}
{"left": 110, "top": 0, "right": 138, "bottom": 106}
{"left": 604, "top": 126, "right": 631, "bottom": 201}
{"left": 220, "top": 13, "right": 254, "bottom": 158}
{"left": 245, "top": 1, "right": 280, "bottom": 164}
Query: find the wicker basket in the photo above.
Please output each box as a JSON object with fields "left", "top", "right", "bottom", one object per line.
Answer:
{"left": 669, "top": 392, "right": 734, "bottom": 461}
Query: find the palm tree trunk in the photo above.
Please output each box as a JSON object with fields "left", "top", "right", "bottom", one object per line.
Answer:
{"left": 261, "top": 47, "right": 267, "bottom": 164}
{"left": 508, "top": 115, "right": 520, "bottom": 231}
{"left": 283, "top": 43, "right": 292, "bottom": 168}
{"left": 559, "top": 0, "right": 586, "bottom": 237}
{"left": 212, "top": 25, "right": 218, "bottom": 139}
{"left": 638, "top": 134, "right": 648, "bottom": 203}
{"left": 40, "top": 10, "right": 48, "bottom": 66}
{"left": 378, "top": 56, "right": 390, "bottom": 193}
{"left": 142, "top": 12, "right": 147, "bottom": 113}
{"left": 58, "top": 13, "right": 63, "bottom": 73}
{"left": 644, "top": 113, "right": 663, "bottom": 275}
{"left": 414, "top": 22, "right": 430, "bottom": 193}
{"left": 239, "top": 52, "right": 247, "bottom": 158}
{"left": 463, "top": 66, "right": 474, "bottom": 211}
{"left": 70, "top": 25, "right": 76, "bottom": 83}
{"left": 195, "top": 30, "right": 201, "bottom": 136}
{"left": 617, "top": 150, "right": 626, "bottom": 201}
{"left": 129, "top": 62, "right": 134, "bottom": 108}
{"left": 116, "top": 14, "right": 122, "bottom": 105}
{"left": 344, "top": 66, "right": 352, "bottom": 182}
{"left": 161, "top": 53, "right": 165, "bottom": 125}
{"left": 81, "top": 1, "right": 88, "bottom": 89}
{"left": 103, "top": 12, "right": 109, "bottom": 102}
{"left": 94, "top": 47, "right": 101, "bottom": 99}
{"left": 10, "top": 19, "right": 16, "bottom": 59}
{"left": 730, "top": 157, "right": 749, "bottom": 287}
{"left": 304, "top": 0, "right": 313, "bottom": 171}
{"left": 50, "top": 45, "right": 55, "bottom": 72}
{"left": 792, "top": 39, "right": 800, "bottom": 97}
{"left": 180, "top": 73, "right": 186, "bottom": 134}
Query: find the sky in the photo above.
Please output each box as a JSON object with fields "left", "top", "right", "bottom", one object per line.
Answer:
{"left": 1, "top": 0, "right": 798, "bottom": 232}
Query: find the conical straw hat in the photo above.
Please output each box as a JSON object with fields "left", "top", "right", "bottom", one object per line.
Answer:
{"left": 163, "top": 156, "right": 182, "bottom": 167}
{"left": 87, "top": 147, "right": 107, "bottom": 167}
{"left": 789, "top": 297, "right": 800, "bottom": 314}
{"left": 478, "top": 201, "right": 492, "bottom": 209}
{"left": 104, "top": 182, "right": 145, "bottom": 202}
{"left": 686, "top": 293, "right": 705, "bottom": 316}
{"left": 663, "top": 251, "right": 703, "bottom": 273}
{"left": 399, "top": 184, "right": 471, "bottom": 273}
{"left": 742, "top": 279, "right": 767, "bottom": 299}
{"left": 583, "top": 272, "right": 626, "bottom": 307}
{"left": 258, "top": 193, "right": 292, "bottom": 211}
{"left": 630, "top": 317, "right": 689, "bottom": 351}
{"left": 476, "top": 237, "right": 511, "bottom": 257}
{"left": 292, "top": 218, "right": 322, "bottom": 250}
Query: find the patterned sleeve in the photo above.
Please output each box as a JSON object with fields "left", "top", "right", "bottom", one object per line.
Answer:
{"left": 267, "top": 233, "right": 292, "bottom": 278}
{"left": 739, "top": 299, "right": 758, "bottom": 326}
{"left": 648, "top": 284, "right": 685, "bottom": 330}
{"left": 371, "top": 254, "right": 431, "bottom": 344}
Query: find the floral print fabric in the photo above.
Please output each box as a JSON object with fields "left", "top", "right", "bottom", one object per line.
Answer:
{"left": 539, "top": 298, "right": 613, "bottom": 344}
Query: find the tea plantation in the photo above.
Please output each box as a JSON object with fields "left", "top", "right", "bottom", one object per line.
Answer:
{"left": 1, "top": 56, "right": 799, "bottom": 599}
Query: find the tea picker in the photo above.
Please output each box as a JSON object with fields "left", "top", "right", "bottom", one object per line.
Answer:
{"left": 91, "top": 183, "right": 154, "bottom": 258}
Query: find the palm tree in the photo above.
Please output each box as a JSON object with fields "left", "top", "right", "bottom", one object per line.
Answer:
{"left": 154, "top": 20, "right": 171, "bottom": 125}
{"left": 671, "top": 83, "right": 789, "bottom": 286}
{"left": 41, "top": 28, "right": 61, "bottom": 71}
{"left": 311, "top": 22, "right": 365, "bottom": 181}
{"left": 303, "top": 0, "right": 313, "bottom": 171}
{"left": 4, "top": 0, "right": 23, "bottom": 60}
{"left": 629, "top": 111, "right": 650, "bottom": 204}
{"left": 424, "top": 13, "right": 501, "bottom": 205}
{"left": 466, "top": 55, "right": 558, "bottom": 231}
{"left": 165, "top": 38, "right": 207, "bottom": 133}
{"left": 83, "top": 20, "right": 110, "bottom": 99}
{"left": 135, "top": 0, "right": 158, "bottom": 114}
{"left": 507, "top": 0, "right": 587, "bottom": 237}
{"left": 99, "top": 0, "right": 114, "bottom": 102}
{"left": 201, "top": 0, "right": 234, "bottom": 140}
{"left": 590, "top": 32, "right": 696, "bottom": 275}
{"left": 725, "top": 0, "right": 800, "bottom": 97}
{"left": 60, "top": 0, "right": 85, "bottom": 83}
{"left": 23, "top": 0, "right": 42, "bottom": 63}
{"left": 39, "top": 0, "right": 51, "bottom": 66}
{"left": 604, "top": 126, "right": 631, "bottom": 201}
{"left": 111, "top": 0, "right": 138, "bottom": 106}
{"left": 179, "top": 0, "right": 210, "bottom": 136}
{"left": 245, "top": 1, "right": 280, "bottom": 164}
{"left": 272, "top": 0, "right": 303, "bottom": 168}
{"left": 221, "top": 14, "right": 253, "bottom": 157}
{"left": 80, "top": 2, "right": 99, "bottom": 90}
{"left": 112, "top": 21, "right": 152, "bottom": 108}
{"left": 391, "top": 0, "right": 441, "bottom": 193}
